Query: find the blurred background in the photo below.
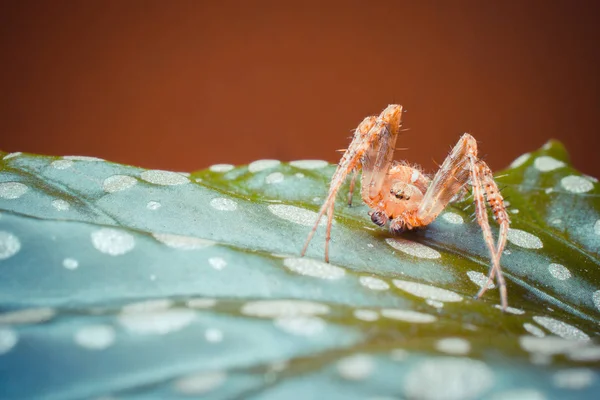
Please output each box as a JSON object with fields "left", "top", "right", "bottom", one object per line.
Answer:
{"left": 1, "top": 0, "right": 599, "bottom": 176}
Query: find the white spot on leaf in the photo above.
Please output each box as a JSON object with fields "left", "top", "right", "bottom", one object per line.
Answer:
{"left": 532, "top": 316, "right": 589, "bottom": 341}
{"left": 63, "top": 155, "right": 104, "bottom": 161}
{"left": 103, "top": 175, "right": 137, "bottom": 193}
{"left": 3, "top": 152, "right": 21, "bottom": 160}
{"left": 561, "top": 175, "right": 594, "bottom": 193}
{"left": 403, "top": 358, "right": 494, "bottom": 400}
{"left": 0, "top": 182, "right": 28, "bottom": 199}
{"left": 385, "top": 238, "right": 441, "bottom": 259}
{"left": 283, "top": 257, "right": 345, "bottom": 280}
{"left": 289, "top": 159, "right": 328, "bottom": 169}
{"left": 141, "top": 170, "right": 189, "bottom": 185}
{"left": 548, "top": 263, "right": 571, "bottom": 280}
{"left": 359, "top": 276, "right": 389, "bottom": 291}
{"left": 51, "top": 159, "right": 74, "bottom": 169}
{"left": 268, "top": 204, "right": 328, "bottom": 226}
{"left": 0, "top": 307, "right": 55, "bottom": 324}
{"left": 146, "top": 201, "right": 161, "bottom": 210}
{"left": 519, "top": 336, "right": 586, "bottom": 355}
{"left": 523, "top": 323, "right": 545, "bottom": 338}
{"left": 205, "top": 328, "right": 223, "bottom": 343}
{"left": 594, "top": 220, "right": 600, "bottom": 236}
{"left": 118, "top": 309, "right": 195, "bottom": 335}
{"left": 152, "top": 233, "right": 214, "bottom": 250}
{"left": 0, "top": 328, "right": 18, "bottom": 355}
{"left": 426, "top": 299, "right": 444, "bottom": 309}
{"left": 241, "top": 300, "right": 329, "bottom": 318}
{"left": 510, "top": 153, "right": 531, "bottom": 168}
{"left": 174, "top": 371, "right": 227, "bottom": 395}
{"left": 248, "top": 159, "right": 280, "bottom": 173}
{"left": 435, "top": 338, "right": 471, "bottom": 355}
{"left": 51, "top": 199, "right": 70, "bottom": 211}
{"left": 265, "top": 172, "right": 284, "bottom": 184}
{"left": 74, "top": 325, "right": 116, "bottom": 350}
{"left": 209, "top": 164, "right": 234, "bottom": 173}
{"left": 553, "top": 368, "right": 596, "bottom": 390}
{"left": 91, "top": 228, "right": 135, "bottom": 256}
{"left": 210, "top": 197, "right": 237, "bottom": 211}
{"left": 63, "top": 258, "right": 79, "bottom": 270}
{"left": 353, "top": 309, "right": 379, "bottom": 321}
{"left": 208, "top": 257, "right": 227, "bottom": 270}
{"left": 507, "top": 228, "right": 543, "bottom": 249}
{"left": 0, "top": 231, "right": 21, "bottom": 260}
{"left": 442, "top": 212, "right": 464, "bottom": 224}
{"left": 593, "top": 291, "right": 600, "bottom": 312}
{"left": 393, "top": 279, "right": 463, "bottom": 302}
{"left": 494, "top": 305, "right": 525, "bottom": 315}
{"left": 533, "top": 156, "right": 565, "bottom": 172}
{"left": 381, "top": 309, "right": 437, "bottom": 323}
{"left": 467, "top": 271, "right": 495, "bottom": 289}
{"left": 337, "top": 354, "right": 375, "bottom": 381}
{"left": 568, "top": 345, "right": 600, "bottom": 362}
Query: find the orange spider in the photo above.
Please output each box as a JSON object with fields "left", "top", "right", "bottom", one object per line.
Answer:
{"left": 301, "top": 104, "right": 511, "bottom": 309}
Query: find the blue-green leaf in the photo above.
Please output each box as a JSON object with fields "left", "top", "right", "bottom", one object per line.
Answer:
{"left": 0, "top": 143, "right": 598, "bottom": 400}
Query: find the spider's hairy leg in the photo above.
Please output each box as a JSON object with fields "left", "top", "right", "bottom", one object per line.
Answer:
{"left": 347, "top": 168, "right": 359, "bottom": 206}
{"left": 474, "top": 162, "right": 510, "bottom": 306}
{"left": 417, "top": 134, "right": 473, "bottom": 224}
{"left": 463, "top": 139, "right": 510, "bottom": 310}
{"left": 417, "top": 133, "right": 509, "bottom": 309}
{"left": 301, "top": 115, "right": 377, "bottom": 262}
{"left": 360, "top": 105, "right": 404, "bottom": 203}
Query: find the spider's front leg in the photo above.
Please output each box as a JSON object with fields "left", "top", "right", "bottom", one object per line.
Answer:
{"left": 301, "top": 104, "right": 404, "bottom": 262}
{"left": 417, "top": 133, "right": 510, "bottom": 309}
{"left": 300, "top": 116, "right": 376, "bottom": 262}
{"left": 347, "top": 168, "right": 359, "bottom": 206}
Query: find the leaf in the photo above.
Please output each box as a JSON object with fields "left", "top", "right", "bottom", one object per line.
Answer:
{"left": 0, "top": 144, "right": 598, "bottom": 400}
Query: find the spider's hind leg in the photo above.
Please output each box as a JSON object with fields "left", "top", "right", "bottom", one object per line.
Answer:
{"left": 465, "top": 145, "right": 510, "bottom": 309}
{"left": 473, "top": 162, "right": 510, "bottom": 307}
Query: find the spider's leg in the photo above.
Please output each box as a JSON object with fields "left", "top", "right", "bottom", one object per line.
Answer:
{"left": 358, "top": 105, "right": 404, "bottom": 211}
{"left": 347, "top": 168, "right": 359, "bottom": 206}
{"left": 302, "top": 104, "right": 404, "bottom": 261}
{"left": 417, "top": 134, "right": 473, "bottom": 224}
{"left": 324, "top": 200, "right": 336, "bottom": 261}
{"left": 301, "top": 116, "right": 377, "bottom": 259}
{"left": 417, "top": 133, "right": 509, "bottom": 309}
{"left": 466, "top": 155, "right": 503, "bottom": 306}
{"left": 474, "top": 162, "right": 510, "bottom": 308}
{"left": 464, "top": 142, "right": 510, "bottom": 309}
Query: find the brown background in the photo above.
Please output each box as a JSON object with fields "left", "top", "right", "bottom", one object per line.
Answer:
{"left": 1, "top": 1, "right": 599, "bottom": 176}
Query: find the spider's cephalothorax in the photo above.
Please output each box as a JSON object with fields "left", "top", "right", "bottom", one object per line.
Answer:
{"left": 301, "top": 104, "right": 511, "bottom": 309}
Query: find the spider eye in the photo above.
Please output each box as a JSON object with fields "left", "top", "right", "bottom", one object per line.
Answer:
{"left": 392, "top": 189, "right": 405, "bottom": 200}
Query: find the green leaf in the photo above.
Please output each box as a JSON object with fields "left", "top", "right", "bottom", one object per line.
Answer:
{"left": 0, "top": 143, "right": 598, "bottom": 400}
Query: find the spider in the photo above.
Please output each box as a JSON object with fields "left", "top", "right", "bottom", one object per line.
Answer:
{"left": 300, "top": 104, "right": 511, "bottom": 309}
